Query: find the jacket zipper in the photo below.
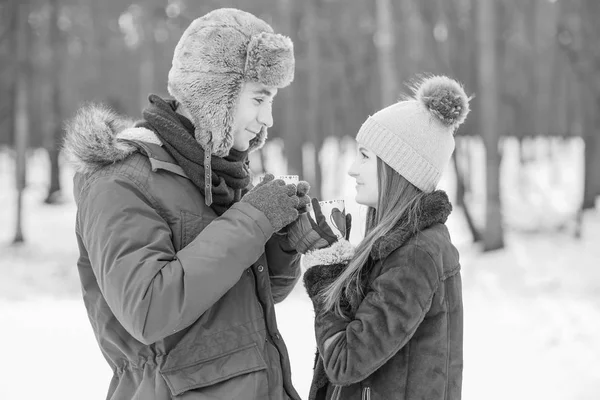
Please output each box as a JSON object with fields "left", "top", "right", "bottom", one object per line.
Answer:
{"left": 362, "top": 386, "right": 371, "bottom": 400}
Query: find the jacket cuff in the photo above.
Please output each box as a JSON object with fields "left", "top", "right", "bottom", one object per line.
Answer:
{"left": 302, "top": 239, "right": 355, "bottom": 269}
{"left": 303, "top": 262, "right": 348, "bottom": 300}
{"left": 230, "top": 201, "right": 275, "bottom": 240}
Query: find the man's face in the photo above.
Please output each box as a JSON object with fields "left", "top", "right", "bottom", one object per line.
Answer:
{"left": 230, "top": 82, "right": 278, "bottom": 152}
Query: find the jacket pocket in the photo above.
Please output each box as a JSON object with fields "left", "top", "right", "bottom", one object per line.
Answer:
{"left": 160, "top": 342, "right": 268, "bottom": 397}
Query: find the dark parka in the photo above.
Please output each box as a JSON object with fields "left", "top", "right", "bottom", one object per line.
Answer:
{"left": 303, "top": 192, "right": 463, "bottom": 400}
{"left": 66, "top": 106, "right": 302, "bottom": 400}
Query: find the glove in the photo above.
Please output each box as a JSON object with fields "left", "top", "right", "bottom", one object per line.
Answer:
{"left": 343, "top": 213, "right": 352, "bottom": 240}
{"left": 252, "top": 173, "right": 276, "bottom": 189}
{"left": 241, "top": 173, "right": 299, "bottom": 232}
{"left": 296, "top": 180, "right": 311, "bottom": 212}
{"left": 276, "top": 179, "right": 311, "bottom": 236}
{"left": 286, "top": 197, "right": 352, "bottom": 254}
{"left": 254, "top": 174, "right": 310, "bottom": 210}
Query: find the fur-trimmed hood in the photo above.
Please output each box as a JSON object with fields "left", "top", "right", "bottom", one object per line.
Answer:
{"left": 371, "top": 190, "right": 452, "bottom": 260}
{"left": 301, "top": 190, "right": 453, "bottom": 270}
{"left": 63, "top": 104, "right": 162, "bottom": 174}
{"left": 302, "top": 239, "right": 355, "bottom": 271}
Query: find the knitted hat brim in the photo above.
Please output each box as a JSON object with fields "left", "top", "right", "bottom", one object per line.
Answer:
{"left": 356, "top": 116, "right": 441, "bottom": 193}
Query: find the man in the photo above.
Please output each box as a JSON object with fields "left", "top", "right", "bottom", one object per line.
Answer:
{"left": 64, "top": 8, "right": 304, "bottom": 400}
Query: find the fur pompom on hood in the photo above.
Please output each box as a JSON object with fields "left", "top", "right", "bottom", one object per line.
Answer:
{"left": 371, "top": 190, "right": 453, "bottom": 260}
{"left": 63, "top": 104, "right": 161, "bottom": 174}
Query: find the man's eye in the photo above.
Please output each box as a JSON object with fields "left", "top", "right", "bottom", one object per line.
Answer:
{"left": 254, "top": 98, "right": 264, "bottom": 105}
{"left": 360, "top": 152, "right": 367, "bottom": 159}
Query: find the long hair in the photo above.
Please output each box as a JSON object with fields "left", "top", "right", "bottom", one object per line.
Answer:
{"left": 320, "top": 157, "right": 427, "bottom": 319}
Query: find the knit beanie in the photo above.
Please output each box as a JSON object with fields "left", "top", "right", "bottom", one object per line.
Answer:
{"left": 167, "top": 8, "right": 294, "bottom": 158}
{"left": 356, "top": 75, "right": 470, "bottom": 193}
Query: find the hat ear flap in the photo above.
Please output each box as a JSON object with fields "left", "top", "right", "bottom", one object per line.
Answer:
{"left": 169, "top": 70, "right": 242, "bottom": 157}
{"left": 247, "top": 125, "right": 267, "bottom": 153}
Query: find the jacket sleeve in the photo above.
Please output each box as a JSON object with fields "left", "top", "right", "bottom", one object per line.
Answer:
{"left": 77, "top": 172, "right": 274, "bottom": 345}
{"left": 314, "top": 246, "right": 440, "bottom": 386}
{"left": 264, "top": 233, "right": 301, "bottom": 304}
{"left": 301, "top": 239, "right": 356, "bottom": 310}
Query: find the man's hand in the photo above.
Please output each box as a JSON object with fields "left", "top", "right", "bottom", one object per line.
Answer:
{"left": 241, "top": 174, "right": 299, "bottom": 232}
{"left": 296, "top": 180, "right": 311, "bottom": 211}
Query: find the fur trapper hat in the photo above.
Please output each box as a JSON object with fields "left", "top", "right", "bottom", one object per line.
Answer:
{"left": 356, "top": 75, "right": 471, "bottom": 192}
{"left": 168, "top": 8, "right": 295, "bottom": 157}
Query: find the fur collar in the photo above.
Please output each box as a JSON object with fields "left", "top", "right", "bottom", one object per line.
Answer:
{"left": 63, "top": 104, "right": 162, "bottom": 174}
{"left": 302, "top": 239, "right": 355, "bottom": 270}
{"left": 371, "top": 190, "right": 452, "bottom": 260}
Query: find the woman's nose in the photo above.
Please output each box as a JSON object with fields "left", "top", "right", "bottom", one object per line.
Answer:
{"left": 347, "top": 160, "right": 359, "bottom": 178}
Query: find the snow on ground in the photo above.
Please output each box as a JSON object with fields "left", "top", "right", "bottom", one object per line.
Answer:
{"left": 0, "top": 143, "right": 599, "bottom": 400}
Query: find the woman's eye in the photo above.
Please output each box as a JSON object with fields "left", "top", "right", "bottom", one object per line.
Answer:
{"left": 254, "top": 98, "right": 264, "bottom": 105}
{"left": 360, "top": 152, "right": 367, "bottom": 159}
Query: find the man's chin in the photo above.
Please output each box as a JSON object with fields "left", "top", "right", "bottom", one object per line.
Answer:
{"left": 231, "top": 143, "right": 250, "bottom": 152}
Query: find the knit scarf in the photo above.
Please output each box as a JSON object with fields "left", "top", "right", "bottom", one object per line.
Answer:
{"left": 137, "top": 94, "right": 251, "bottom": 216}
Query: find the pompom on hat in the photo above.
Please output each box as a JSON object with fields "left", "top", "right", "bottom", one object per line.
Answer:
{"left": 356, "top": 75, "right": 471, "bottom": 193}
{"left": 167, "top": 8, "right": 295, "bottom": 157}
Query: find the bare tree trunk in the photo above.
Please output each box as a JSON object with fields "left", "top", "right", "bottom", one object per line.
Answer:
{"left": 477, "top": 0, "right": 504, "bottom": 251}
{"left": 453, "top": 138, "right": 482, "bottom": 242}
{"left": 139, "top": 6, "right": 157, "bottom": 112}
{"left": 45, "top": 0, "right": 63, "bottom": 204}
{"left": 580, "top": 1, "right": 600, "bottom": 209}
{"left": 525, "top": 0, "right": 539, "bottom": 138}
{"left": 375, "top": 0, "right": 398, "bottom": 107}
{"left": 419, "top": 0, "right": 452, "bottom": 73}
{"left": 278, "top": 0, "right": 303, "bottom": 176}
{"left": 453, "top": 140, "right": 466, "bottom": 207}
{"left": 582, "top": 92, "right": 600, "bottom": 209}
{"left": 2, "top": 0, "right": 17, "bottom": 150}
{"left": 13, "top": 1, "right": 31, "bottom": 244}
{"left": 557, "top": 0, "right": 600, "bottom": 209}
{"left": 82, "top": 0, "right": 100, "bottom": 101}
{"left": 305, "top": 0, "right": 321, "bottom": 198}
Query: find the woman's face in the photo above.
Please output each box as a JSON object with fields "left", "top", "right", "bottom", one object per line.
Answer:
{"left": 348, "top": 144, "right": 379, "bottom": 208}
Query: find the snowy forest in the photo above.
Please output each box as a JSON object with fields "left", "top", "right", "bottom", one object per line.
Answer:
{"left": 1, "top": 0, "right": 599, "bottom": 399}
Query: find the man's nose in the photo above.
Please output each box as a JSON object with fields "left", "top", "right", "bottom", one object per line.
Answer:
{"left": 258, "top": 104, "right": 273, "bottom": 128}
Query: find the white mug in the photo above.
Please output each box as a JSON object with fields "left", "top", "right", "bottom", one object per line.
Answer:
{"left": 253, "top": 174, "right": 300, "bottom": 185}
{"left": 258, "top": 174, "right": 299, "bottom": 185}
{"left": 274, "top": 175, "right": 299, "bottom": 185}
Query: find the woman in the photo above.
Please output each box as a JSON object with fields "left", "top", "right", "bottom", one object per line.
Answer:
{"left": 302, "top": 75, "right": 470, "bottom": 399}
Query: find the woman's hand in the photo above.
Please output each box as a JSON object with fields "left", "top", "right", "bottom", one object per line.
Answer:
{"left": 286, "top": 198, "right": 341, "bottom": 254}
